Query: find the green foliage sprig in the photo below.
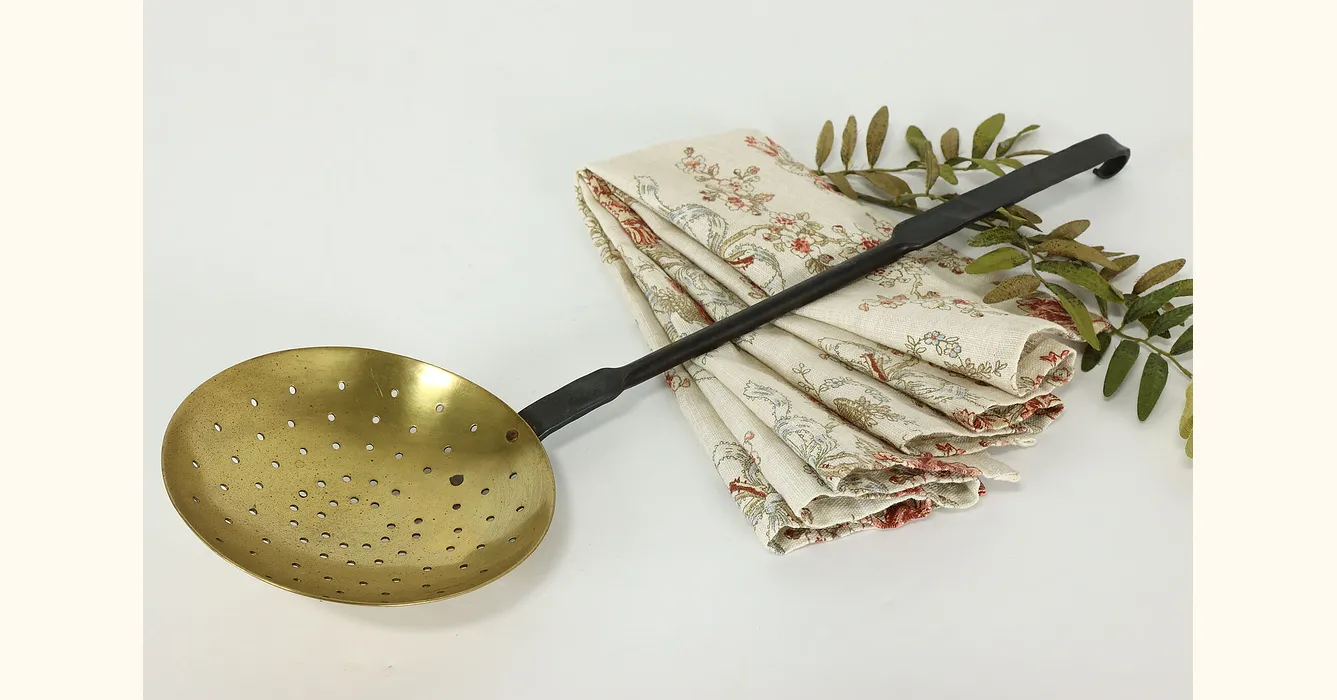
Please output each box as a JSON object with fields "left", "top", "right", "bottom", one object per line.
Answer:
{"left": 813, "top": 108, "right": 1193, "bottom": 458}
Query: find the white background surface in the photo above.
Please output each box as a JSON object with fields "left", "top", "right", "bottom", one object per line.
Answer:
{"left": 145, "top": 1, "right": 1191, "bottom": 698}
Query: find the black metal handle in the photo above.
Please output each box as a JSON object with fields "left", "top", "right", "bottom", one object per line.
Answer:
{"left": 520, "top": 133, "right": 1130, "bottom": 439}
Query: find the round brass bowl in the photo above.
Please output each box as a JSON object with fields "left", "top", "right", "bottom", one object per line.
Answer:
{"left": 161, "top": 347, "right": 556, "bottom": 605}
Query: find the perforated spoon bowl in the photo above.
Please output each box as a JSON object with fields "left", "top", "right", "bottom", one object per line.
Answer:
{"left": 161, "top": 135, "right": 1128, "bottom": 605}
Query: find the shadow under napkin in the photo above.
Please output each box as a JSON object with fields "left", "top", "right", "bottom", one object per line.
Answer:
{"left": 574, "top": 130, "right": 1094, "bottom": 553}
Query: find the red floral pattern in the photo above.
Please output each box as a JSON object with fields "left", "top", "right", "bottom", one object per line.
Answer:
{"left": 576, "top": 130, "right": 1084, "bottom": 554}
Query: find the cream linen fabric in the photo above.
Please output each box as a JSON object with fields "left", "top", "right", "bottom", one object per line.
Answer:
{"left": 575, "top": 130, "right": 1092, "bottom": 553}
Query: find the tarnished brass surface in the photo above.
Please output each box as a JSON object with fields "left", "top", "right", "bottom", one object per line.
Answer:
{"left": 161, "top": 347, "right": 555, "bottom": 605}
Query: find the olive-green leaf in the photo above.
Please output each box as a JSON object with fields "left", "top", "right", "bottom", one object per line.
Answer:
{"left": 1005, "top": 149, "right": 1053, "bottom": 157}
{"left": 995, "top": 124, "right": 1039, "bottom": 157}
{"left": 866, "top": 106, "right": 889, "bottom": 166}
{"left": 1179, "top": 382, "right": 1193, "bottom": 439}
{"left": 966, "top": 226, "right": 1025, "bottom": 248}
{"left": 972, "top": 113, "right": 1006, "bottom": 159}
{"left": 997, "top": 157, "right": 1024, "bottom": 169}
{"left": 860, "top": 172, "right": 911, "bottom": 198}
{"left": 1100, "top": 254, "right": 1140, "bottom": 280}
{"left": 1103, "top": 339, "right": 1141, "bottom": 396}
{"left": 940, "top": 127, "right": 960, "bottom": 161}
{"left": 826, "top": 172, "right": 859, "bottom": 200}
{"left": 1124, "top": 279, "right": 1193, "bottom": 324}
{"left": 939, "top": 162, "right": 959, "bottom": 185}
{"left": 840, "top": 116, "right": 857, "bottom": 167}
{"left": 1139, "top": 310, "right": 1173, "bottom": 339}
{"left": 983, "top": 274, "right": 1043, "bottom": 303}
{"left": 1048, "top": 283, "right": 1101, "bottom": 349}
{"left": 965, "top": 247, "right": 1029, "bottom": 273}
{"left": 969, "top": 158, "right": 1006, "bottom": 176}
{"left": 1034, "top": 239, "right": 1115, "bottom": 267}
{"left": 816, "top": 120, "right": 834, "bottom": 168}
{"left": 1132, "top": 259, "right": 1187, "bottom": 294}
{"left": 1049, "top": 219, "right": 1090, "bottom": 239}
{"left": 907, "top": 125, "right": 940, "bottom": 191}
{"left": 1147, "top": 303, "right": 1194, "bottom": 336}
{"left": 1171, "top": 326, "right": 1193, "bottom": 355}
{"left": 1082, "top": 330, "right": 1113, "bottom": 371}
{"left": 995, "top": 207, "right": 1027, "bottom": 230}
{"left": 1008, "top": 204, "right": 1043, "bottom": 226}
{"left": 1182, "top": 382, "right": 1194, "bottom": 457}
{"left": 1137, "top": 354, "right": 1169, "bottom": 421}
{"left": 1035, "top": 260, "right": 1122, "bottom": 302}
{"left": 923, "top": 151, "right": 940, "bottom": 191}
{"left": 905, "top": 126, "right": 929, "bottom": 156}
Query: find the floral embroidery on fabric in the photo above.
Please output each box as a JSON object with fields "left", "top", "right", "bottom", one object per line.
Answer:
{"left": 575, "top": 130, "right": 1080, "bottom": 554}
{"left": 665, "top": 371, "right": 692, "bottom": 392}
{"left": 790, "top": 364, "right": 909, "bottom": 433}
{"left": 677, "top": 147, "right": 775, "bottom": 215}
{"left": 918, "top": 331, "right": 964, "bottom": 358}
{"left": 577, "top": 182, "right": 621, "bottom": 264}
{"left": 1015, "top": 296, "right": 1110, "bottom": 334}
{"left": 858, "top": 292, "right": 993, "bottom": 319}
{"left": 743, "top": 134, "right": 839, "bottom": 194}
{"left": 583, "top": 172, "right": 660, "bottom": 246}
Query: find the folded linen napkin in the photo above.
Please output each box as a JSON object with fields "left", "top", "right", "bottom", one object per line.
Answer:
{"left": 575, "top": 130, "right": 1091, "bottom": 553}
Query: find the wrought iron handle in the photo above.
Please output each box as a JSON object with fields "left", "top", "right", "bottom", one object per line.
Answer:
{"left": 520, "top": 133, "right": 1130, "bottom": 439}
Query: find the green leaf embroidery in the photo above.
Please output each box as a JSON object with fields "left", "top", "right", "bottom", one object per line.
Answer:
{"left": 1103, "top": 339, "right": 1141, "bottom": 397}
{"left": 1137, "top": 354, "right": 1169, "bottom": 421}
{"left": 1048, "top": 283, "right": 1101, "bottom": 349}
{"left": 1082, "top": 330, "right": 1113, "bottom": 371}
{"left": 866, "top": 106, "right": 889, "bottom": 166}
{"left": 982, "top": 274, "right": 1043, "bottom": 303}
{"left": 965, "top": 247, "right": 1029, "bottom": 273}
{"left": 1171, "top": 326, "right": 1193, "bottom": 355}
{"left": 1132, "top": 259, "right": 1187, "bottom": 294}
{"left": 972, "top": 113, "right": 1006, "bottom": 159}
{"left": 1035, "top": 260, "right": 1122, "bottom": 302}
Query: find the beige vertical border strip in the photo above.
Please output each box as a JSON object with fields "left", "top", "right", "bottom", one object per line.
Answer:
{"left": 0, "top": 1, "right": 143, "bottom": 697}
{"left": 1195, "top": 1, "right": 1334, "bottom": 698}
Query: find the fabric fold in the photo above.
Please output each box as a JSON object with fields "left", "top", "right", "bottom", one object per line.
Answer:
{"left": 575, "top": 129, "right": 1087, "bottom": 553}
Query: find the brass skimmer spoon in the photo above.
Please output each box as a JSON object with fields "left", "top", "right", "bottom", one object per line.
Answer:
{"left": 161, "top": 135, "right": 1128, "bottom": 605}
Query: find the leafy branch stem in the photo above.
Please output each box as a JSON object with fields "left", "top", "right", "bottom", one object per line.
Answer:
{"left": 1113, "top": 327, "right": 1192, "bottom": 379}
{"left": 857, "top": 192, "right": 993, "bottom": 232}
{"left": 815, "top": 166, "right": 916, "bottom": 176}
